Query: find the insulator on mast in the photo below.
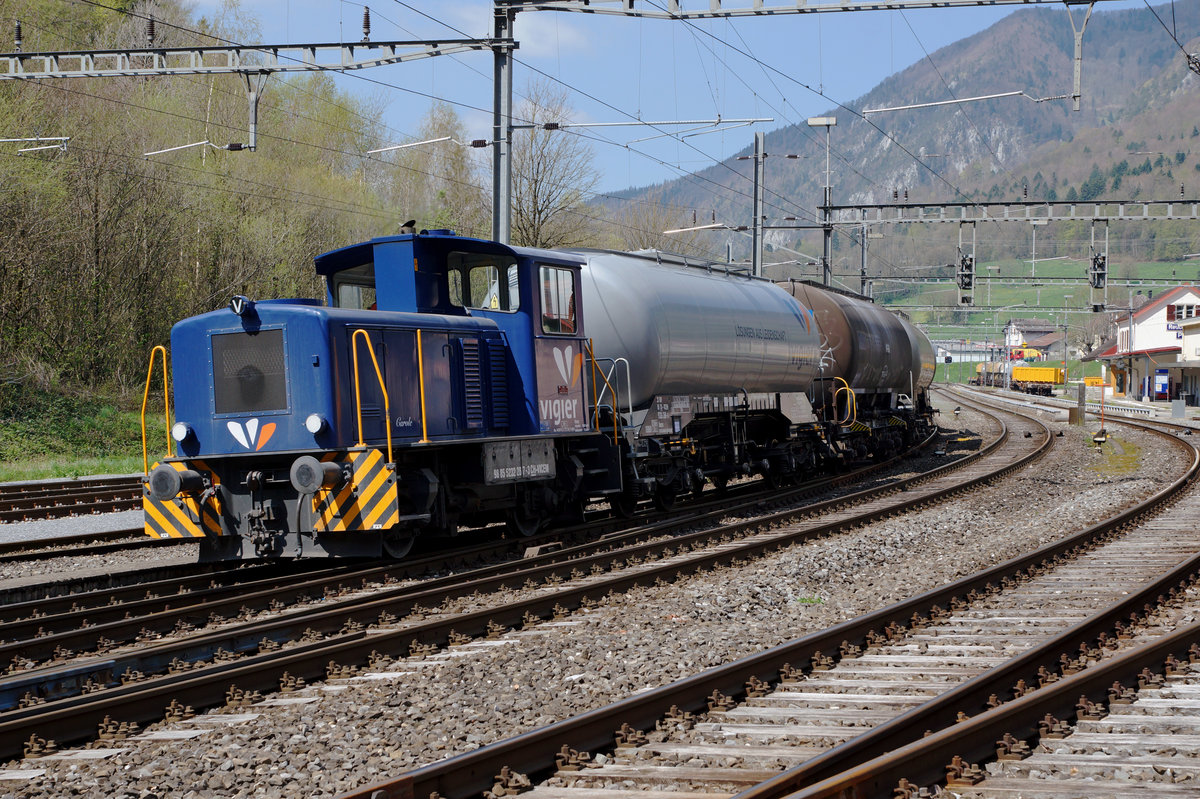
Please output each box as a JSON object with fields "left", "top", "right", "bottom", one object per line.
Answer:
{"left": 15, "top": 19, "right": 22, "bottom": 52}
{"left": 362, "top": 7, "right": 371, "bottom": 42}
{"left": 146, "top": 16, "right": 156, "bottom": 46}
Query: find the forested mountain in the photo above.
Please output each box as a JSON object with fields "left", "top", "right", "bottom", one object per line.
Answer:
{"left": 612, "top": 1, "right": 1200, "bottom": 265}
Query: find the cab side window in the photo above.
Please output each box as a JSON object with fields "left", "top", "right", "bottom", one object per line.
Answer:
{"left": 540, "top": 266, "right": 576, "bottom": 335}
{"left": 447, "top": 252, "right": 519, "bottom": 312}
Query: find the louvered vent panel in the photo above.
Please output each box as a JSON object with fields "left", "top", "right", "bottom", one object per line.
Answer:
{"left": 460, "top": 339, "right": 484, "bottom": 429}
{"left": 486, "top": 339, "right": 510, "bottom": 429}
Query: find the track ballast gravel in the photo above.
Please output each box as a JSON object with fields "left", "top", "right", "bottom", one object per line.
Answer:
{"left": 1, "top": 398, "right": 1184, "bottom": 798}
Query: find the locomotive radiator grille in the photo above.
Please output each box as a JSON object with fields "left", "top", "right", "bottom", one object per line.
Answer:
{"left": 143, "top": 460, "right": 222, "bottom": 538}
{"left": 212, "top": 329, "right": 288, "bottom": 415}
{"left": 486, "top": 339, "right": 510, "bottom": 428}
{"left": 310, "top": 448, "right": 399, "bottom": 533}
{"left": 458, "top": 339, "right": 485, "bottom": 429}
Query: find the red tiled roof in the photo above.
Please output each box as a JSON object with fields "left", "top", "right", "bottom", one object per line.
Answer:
{"left": 1130, "top": 286, "right": 1200, "bottom": 321}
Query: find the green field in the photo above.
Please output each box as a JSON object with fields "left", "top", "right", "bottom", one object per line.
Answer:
{"left": 0, "top": 383, "right": 149, "bottom": 482}
{"left": 935, "top": 358, "right": 1104, "bottom": 386}
{"left": 884, "top": 258, "right": 1198, "bottom": 343}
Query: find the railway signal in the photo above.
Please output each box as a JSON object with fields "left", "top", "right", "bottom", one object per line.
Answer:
{"left": 957, "top": 252, "right": 975, "bottom": 305}
{"left": 1089, "top": 253, "right": 1107, "bottom": 289}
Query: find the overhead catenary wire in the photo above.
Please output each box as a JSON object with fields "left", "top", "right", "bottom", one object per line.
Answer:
{"left": 384, "top": 0, "right": 818, "bottom": 221}
{"left": 59, "top": 0, "right": 779, "bottom": 230}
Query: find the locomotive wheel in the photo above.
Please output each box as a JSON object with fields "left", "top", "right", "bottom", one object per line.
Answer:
{"left": 507, "top": 508, "right": 543, "bottom": 537}
{"left": 382, "top": 530, "right": 416, "bottom": 559}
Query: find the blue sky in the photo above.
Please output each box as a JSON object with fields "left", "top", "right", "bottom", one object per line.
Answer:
{"left": 194, "top": 0, "right": 1151, "bottom": 193}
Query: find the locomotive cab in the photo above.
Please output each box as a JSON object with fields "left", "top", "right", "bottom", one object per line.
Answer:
{"left": 145, "top": 230, "right": 620, "bottom": 562}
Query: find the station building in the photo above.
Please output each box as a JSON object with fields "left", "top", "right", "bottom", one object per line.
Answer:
{"left": 1092, "top": 286, "right": 1200, "bottom": 404}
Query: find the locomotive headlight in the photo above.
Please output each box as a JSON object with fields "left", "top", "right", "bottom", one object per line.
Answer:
{"left": 305, "top": 413, "right": 328, "bottom": 434}
{"left": 171, "top": 421, "right": 194, "bottom": 443}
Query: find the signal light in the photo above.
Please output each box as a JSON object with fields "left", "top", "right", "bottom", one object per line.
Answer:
{"left": 957, "top": 253, "right": 975, "bottom": 291}
{"left": 1089, "top": 253, "right": 1107, "bottom": 289}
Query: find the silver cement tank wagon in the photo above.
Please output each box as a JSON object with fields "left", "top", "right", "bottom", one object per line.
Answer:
{"left": 573, "top": 250, "right": 823, "bottom": 409}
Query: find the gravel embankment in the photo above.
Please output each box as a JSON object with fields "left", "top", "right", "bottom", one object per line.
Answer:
{"left": 2, "top": 399, "right": 1186, "bottom": 798}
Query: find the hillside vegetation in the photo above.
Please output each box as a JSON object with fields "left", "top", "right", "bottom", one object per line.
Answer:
{"left": 0, "top": 0, "right": 495, "bottom": 395}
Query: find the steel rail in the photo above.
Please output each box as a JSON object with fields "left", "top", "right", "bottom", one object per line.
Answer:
{"left": 0, "top": 533, "right": 192, "bottom": 565}
{"left": 1, "top": 417, "right": 946, "bottom": 654}
{"left": 0, "top": 414, "right": 976, "bottom": 759}
{"left": 0, "top": 475, "right": 140, "bottom": 500}
{"left": 731, "top": 388, "right": 1199, "bottom": 799}
{"left": 0, "top": 431, "right": 940, "bottom": 652}
{"left": 328, "top": 398, "right": 1053, "bottom": 799}
{"left": 0, "top": 421, "right": 952, "bottom": 719}
{"left": 787, "top": 619, "right": 1200, "bottom": 798}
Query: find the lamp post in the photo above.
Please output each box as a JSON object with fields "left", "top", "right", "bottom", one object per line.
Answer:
{"left": 1030, "top": 219, "right": 1049, "bottom": 278}
{"left": 808, "top": 116, "right": 836, "bottom": 286}
{"left": 986, "top": 265, "right": 1000, "bottom": 307}
{"left": 1062, "top": 294, "right": 1073, "bottom": 381}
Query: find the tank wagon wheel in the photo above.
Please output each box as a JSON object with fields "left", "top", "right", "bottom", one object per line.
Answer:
{"left": 382, "top": 530, "right": 416, "bottom": 559}
{"left": 610, "top": 491, "right": 638, "bottom": 519}
{"left": 653, "top": 488, "right": 678, "bottom": 512}
{"left": 711, "top": 475, "right": 729, "bottom": 493}
{"left": 506, "top": 508, "right": 543, "bottom": 537}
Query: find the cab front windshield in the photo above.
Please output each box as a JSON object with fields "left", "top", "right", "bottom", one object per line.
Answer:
{"left": 331, "top": 262, "right": 377, "bottom": 310}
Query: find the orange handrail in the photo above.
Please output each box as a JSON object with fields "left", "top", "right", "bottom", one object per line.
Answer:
{"left": 585, "top": 339, "right": 620, "bottom": 444}
{"left": 832, "top": 376, "right": 857, "bottom": 426}
{"left": 350, "top": 329, "right": 394, "bottom": 463}
{"left": 140, "top": 345, "right": 173, "bottom": 474}
{"left": 416, "top": 329, "right": 430, "bottom": 443}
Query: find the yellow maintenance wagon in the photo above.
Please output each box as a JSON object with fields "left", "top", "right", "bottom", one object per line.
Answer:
{"left": 1010, "top": 365, "right": 1066, "bottom": 395}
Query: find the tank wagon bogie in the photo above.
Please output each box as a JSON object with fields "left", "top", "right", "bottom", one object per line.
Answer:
{"left": 143, "top": 230, "right": 936, "bottom": 561}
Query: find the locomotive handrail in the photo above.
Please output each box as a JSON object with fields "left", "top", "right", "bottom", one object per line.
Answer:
{"left": 588, "top": 352, "right": 634, "bottom": 444}
{"left": 139, "top": 345, "right": 172, "bottom": 475}
{"left": 416, "top": 329, "right": 430, "bottom": 444}
{"left": 350, "top": 329, "right": 395, "bottom": 463}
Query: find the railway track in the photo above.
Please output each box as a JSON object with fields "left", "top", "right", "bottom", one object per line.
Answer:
{"left": 0, "top": 426, "right": 920, "bottom": 569}
{"left": 0, "top": 398, "right": 1011, "bottom": 762}
{"left": 0, "top": 475, "right": 142, "bottom": 522}
{"left": 329, "top": 392, "right": 1200, "bottom": 799}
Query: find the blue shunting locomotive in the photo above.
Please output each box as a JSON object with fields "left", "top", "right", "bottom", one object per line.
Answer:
{"left": 143, "top": 229, "right": 935, "bottom": 561}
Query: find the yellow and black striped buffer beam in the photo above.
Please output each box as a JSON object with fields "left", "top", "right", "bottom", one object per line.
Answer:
{"left": 312, "top": 449, "right": 399, "bottom": 533}
{"left": 143, "top": 460, "right": 222, "bottom": 539}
